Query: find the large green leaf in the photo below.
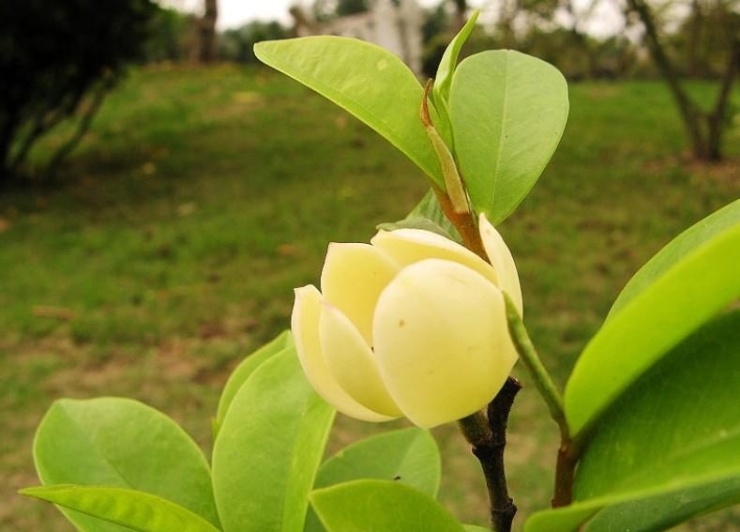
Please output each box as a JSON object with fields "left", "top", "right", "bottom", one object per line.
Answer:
{"left": 526, "top": 474, "right": 740, "bottom": 532}
{"left": 211, "top": 347, "right": 335, "bottom": 532}
{"left": 32, "top": 397, "right": 219, "bottom": 532}
{"left": 213, "top": 330, "right": 292, "bottom": 436}
{"left": 254, "top": 37, "right": 442, "bottom": 187}
{"left": 565, "top": 222, "right": 740, "bottom": 438}
{"left": 448, "top": 50, "right": 568, "bottom": 223}
{"left": 20, "top": 485, "right": 221, "bottom": 532}
{"left": 607, "top": 198, "right": 740, "bottom": 320}
{"left": 526, "top": 311, "right": 740, "bottom": 531}
{"left": 315, "top": 427, "right": 441, "bottom": 497}
{"left": 311, "top": 480, "right": 465, "bottom": 532}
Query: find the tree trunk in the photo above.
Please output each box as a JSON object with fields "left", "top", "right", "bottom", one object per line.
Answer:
{"left": 451, "top": 0, "right": 467, "bottom": 32}
{"left": 625, "top": 0, "right": 736, "bottom": 161}
{"left": 198, "top": 0, "right": 218, "bottom": 64}
{"left": 705, "top": 32, "right": 739, "bottom": 161}
{"left": 685, "top": 0, "right": 704, "bottom": 77}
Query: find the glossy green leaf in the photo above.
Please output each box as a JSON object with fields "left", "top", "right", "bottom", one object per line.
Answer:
{"left": 448, "top": 50, "right": 568, "bottom": 223}
{"left": 565, "top": 222, "right": 740, "bottom": 438}
{"left": 311, "top": 480, "right": 465, "bottom": 532}
{"left": 254, "top": 37, "right": 442, "bottom": 187}
{"left": 211, "top": 347, "right": 335, "bottom": 532}
{"left": 526, "top": 475, "right": 740, "bottom": 532}
{"left": 20, "top": 485, "right": 220, "bottom": 532}
{"left": 377, "top": 189, "right": 460, "bottom": 241}
{"left": 32, "top": 397, "right": 219, "bottom": 532}
{"left": 315, "top": 427, "right": 441, "bottom": 497}
{"left": 527, "top": 311, "right": 740, "bottom": 531}
{"left": 214, "top": 330, "right": 292, "bottom": 435}
{"left": 607, "top": 198, "right": 740, "bottom": 320}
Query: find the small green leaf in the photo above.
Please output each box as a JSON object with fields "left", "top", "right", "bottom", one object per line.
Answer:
{"left": 448, "top": 50, "right": 568, "bottom": 223}
{"left": 20, "top": 485, "right": 221, "bottom": 532}
{"left": 431, "top": 10, "right": 479, "bottom": 146}
{"left": 422, "top": 83, "right": 469, "bottom": 213}
{"left": 316, "top": 427, "right": 441, "bottom": 497}
{"left": 527, "top": 311, "right": 740, "bottom": 531}
{"left": 565, "top": 223, "right": 740, "bottom": 438}
{"left": 433, "top": 10, "right": 479, "bottom": 105}
{"left": 211, "top": 347, "right": 335, "bottom": 532}
{"left": 32, "top": 397, "right": 219, "bottom": 531}
{"left": 214, "top": 330, "right": 292, "bottom": 435}
{"left": 607, "top": 198, "right": 740, "bottom": 320}
{"left": 377, "top": 189, "right": 460, "bottom": 241}
{"left": 254, "top": 37, "right": 442, "bottom": 187}
{"left": 311, "top": 480, "right": 465, "bottom": 532}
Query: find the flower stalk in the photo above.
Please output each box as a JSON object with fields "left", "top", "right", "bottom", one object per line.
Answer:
{"left": 502, "top": 292, "right": 576, "bottom": 506}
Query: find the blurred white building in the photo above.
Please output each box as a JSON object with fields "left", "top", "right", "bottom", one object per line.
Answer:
{"left": 291, "top": 0, "right": 423, "bottom": 76}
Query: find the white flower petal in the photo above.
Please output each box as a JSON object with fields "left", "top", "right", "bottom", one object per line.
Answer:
{"left": 320, "top": 242, "right": 399, "bottom": 345}
{"left": 320, "top": 303, "right": 402, "bottom": 417}
{"left": 478, "top": 214, "right": 523, "bottom": 316}
{"left": 371, "top": 228, "right": 499, "bottom": 287}
{"left": 373, "top": 259, "right": 518, "bottom": 428}
{"left": 291, "top": 285, "right": 394, "bottom": 422}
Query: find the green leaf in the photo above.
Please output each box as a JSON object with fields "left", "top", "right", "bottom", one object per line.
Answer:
{"left": 463, "top": 526, "right": 491, "bottom": 532}
{"left": 526, "top": 311, "right": 740, "bottom": 531}
{"left": 433, "top": 10, "right": 479, "bottom": 105}
{"left": 315, "top": 427, "right": 441, "bottom": 497}
{"left": 431, "top": 10, "right": 479, "bottom": 146}
{"left": 32, "top": 397, "right": 219, "bottom": 532}
{"left": 448, "top": 50, "right": 568, "bottom": 223}
{"left": 607, "top": 198, "right": 740, "bottom": 320}
{"left": 526, "top": 475, "right": 740, "bottom": 532}
{"left": 311, "top": 480, "right": 465, "bottom": 531}
{"left": 565, "top": 222, "right": 740, "bottom": 438}
{"left": 20, "top": 485, "right": 221, "bottom": 532}
{"left": 254, "top": 37, "right": 442, "bottom": 187}
{"left": 211, "top": 347, "right": 335, "bottom": 532}
{"left": 377, "top": 189, "right": 460, "bottom": 241}
{"left": 214, "top": 330, "right": 292, "bottom": 436}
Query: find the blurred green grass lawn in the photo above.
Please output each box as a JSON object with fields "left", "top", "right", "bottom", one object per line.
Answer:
{"left": 0, "top": 64, "right": 738, "bottom": 530}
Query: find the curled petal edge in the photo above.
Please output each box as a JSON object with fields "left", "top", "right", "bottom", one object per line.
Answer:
{"left": 291, "top": 285, "right": 394, "bottom": 422}
{"left": 478, "top": 213, "right": 523, "bottom": 316}
{"left": 320, "top": 302, "right": 402, "bottom": 417}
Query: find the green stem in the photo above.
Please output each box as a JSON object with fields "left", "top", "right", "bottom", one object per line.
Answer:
{"left": 502, "top": 292, "right": 576, "bottom": 506}
{"left": 503, "top": 292, "right": 567, "bottom": 436}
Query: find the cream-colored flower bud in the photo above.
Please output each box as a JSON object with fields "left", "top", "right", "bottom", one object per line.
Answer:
{"left": 291, "top": 214, "right": 522, "bottom": 428}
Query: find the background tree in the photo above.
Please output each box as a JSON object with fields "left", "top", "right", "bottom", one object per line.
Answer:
{"left": 144, "top": 6, "right": 192, "bottom": 62}
{"left": 194, "top": 0, "right": 218, "bottom": 63}
{"left": 312, "top": 0, "right": 370, "bottom": 21}
{"left": 623, "top": 0, "right": 738, "bottom": 161}
{"left": 219, "top": 21, "right": 289, "bottom": 64}
{"left": 0, "top": 0, "right": 158, "bottom": 185}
